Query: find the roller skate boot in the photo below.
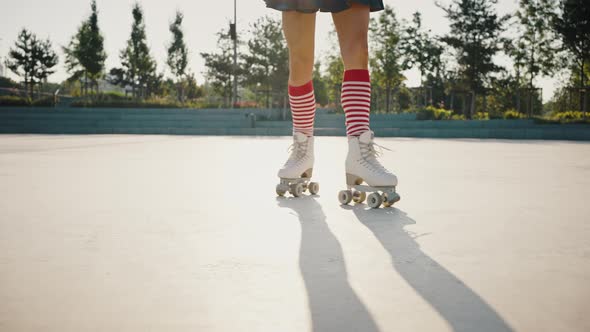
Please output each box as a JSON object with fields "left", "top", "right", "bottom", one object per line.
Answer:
{"left": 276, "top": 132, "right": 319, "bottom": 197}
{"left": 338, "top": 130, "right": 400, "bottom": 208}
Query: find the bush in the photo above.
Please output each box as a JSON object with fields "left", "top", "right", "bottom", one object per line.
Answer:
{"left": 417, "top": 106, "right": 453, "bottom": 120}
{"left": 474, "top": 112, "right": 489, "bottom": 120}
{"left": 0, "top": 77, "right": 19, "bottom": 88}
{"left": 451, "top": 114, "right": 466, "bottom": 120}
{"left": 31, "top": 96, "right": 56, "bottom": 107}
{"left": 503, "top": 109, "right": 526, "bottom": 119}
{"left": 553, "top": 111, "right": 587, "bottom": 121}
{"left": 233, "top": 101, "right": 259, "bottom": 108}
{"left": 97, "top": 91, "right": 129, "bottom": 101}
{"left": 71, "top": 99, "right": 182, "bottom": 108}
{"left": 0, "top": 95, "right": 57, "bottom": 107}
{"left": 416, "top": 106, "right": 435, "bottom": 120}
{"left": 0, "top": 96, "right": 31, "bottom": 106}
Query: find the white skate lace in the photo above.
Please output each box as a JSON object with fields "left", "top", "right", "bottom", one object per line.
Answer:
{"left": 360, "top": 140, "right": 392, "bottom": 175}
{"left": 284, "top": 139, "right": 308, "bottom": 166}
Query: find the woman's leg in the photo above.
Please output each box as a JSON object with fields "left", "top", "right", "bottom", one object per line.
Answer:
{"left": 277, "top": 10, "right": 317, "bottom": 184}
{"left": 282, "top": 11, "right": 317, "bottom": 136}
{"left": 332, "top": 4, "right": 370, "bottom": 71}
{"left": 332, "top": 4, "right": 371, "bottom": 136}
{"left": 332, "top": 4, "right": 398, "bottom": 194}
{"left": 282, "top": 11, "right": 316, "bottom": 85}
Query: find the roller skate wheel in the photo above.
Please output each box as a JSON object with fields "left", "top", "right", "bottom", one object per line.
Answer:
{"left": 338, "top": 190, "right": 353, "bottom": 205}
{"left": 290, "top": 183, "right": 304, "bottom": 197}
{"left": 276, "top": 184, "right": 287, "bottom": 197}
{"left": 367, "top": 193, "right": 383, "bottom": 209}
{"left": 352, "top": 191, "right": 366, "bottom": 203}
{"left": 382, "top": 192, "right": 399, "bottom": 207}
{"left": 308, "top": 182, "right": 320, "bottom": 195}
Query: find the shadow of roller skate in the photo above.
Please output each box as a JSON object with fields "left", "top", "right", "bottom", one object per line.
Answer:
{"left": 344, "top": 205, "right": 514, "bottom": 332}
{"left": 277, "top": 197, "right": 380, "bottom": 332}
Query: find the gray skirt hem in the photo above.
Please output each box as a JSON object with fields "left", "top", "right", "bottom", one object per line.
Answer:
{"left": 264, "top": 0, "right": 384, "bottom": 13}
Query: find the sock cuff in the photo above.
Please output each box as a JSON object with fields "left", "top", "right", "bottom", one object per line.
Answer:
{"left": 343, "top": 69, "right": 370, "bottom": 82}
{"left": 288, "top": 80, "right": 314, "bottom": 96}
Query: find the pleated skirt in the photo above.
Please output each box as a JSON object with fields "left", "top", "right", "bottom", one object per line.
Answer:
{"left": 264, "top": 0, "right": 384, "bottom": 13}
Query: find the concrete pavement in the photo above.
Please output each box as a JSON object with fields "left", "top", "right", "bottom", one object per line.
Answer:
{"left": 0, "top": 134, "right": 589, "bottom": 331}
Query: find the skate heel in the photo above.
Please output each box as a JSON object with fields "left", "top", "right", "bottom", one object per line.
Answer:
{"left": 301, "top": 168, "right": 313, "bottom": 179}
{"left": 346, "top": 173, "right": 363, "bottom": 186}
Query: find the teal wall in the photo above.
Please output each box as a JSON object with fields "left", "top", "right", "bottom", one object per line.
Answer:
{"left": 1, "top": 107, "right": 589, "bottom": 140}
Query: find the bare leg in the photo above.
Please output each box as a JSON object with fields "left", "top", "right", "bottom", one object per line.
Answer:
{"left": 282, "top": 11, "right": 316, "bottom": 86}
{"left": 331, "top": 4, "right": 370, "bottom": 70}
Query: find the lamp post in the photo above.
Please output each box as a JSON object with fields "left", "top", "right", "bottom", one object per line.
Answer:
{"left": 0, "top": 38, "right": 4, "bottom": 77}
{"left": 232, "top": 0, "right": 238, "bottom": 108}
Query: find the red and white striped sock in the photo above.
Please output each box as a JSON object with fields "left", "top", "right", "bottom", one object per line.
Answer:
{"left": 289, "top": 80, "right": 316, "bottom": 137}
{"left": 342, "top": 69, "right": 371, "bottom": 137}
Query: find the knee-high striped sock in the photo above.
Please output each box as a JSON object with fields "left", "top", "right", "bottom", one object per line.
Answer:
{"left": 289, "top": 80, "right": 316, "bottom": 137}
{"left": 342, "top": 69, "right": 371, "bottom": 136}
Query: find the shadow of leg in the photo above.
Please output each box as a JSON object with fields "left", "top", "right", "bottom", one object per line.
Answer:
{"left": 278, "top": 197, "right": 380, "bottom": 332}
{"left": 348, "top": 205, "right": 514, "bottom": 332}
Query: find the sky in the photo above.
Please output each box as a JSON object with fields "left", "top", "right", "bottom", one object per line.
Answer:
{"left": 0, "top": 0, "right": 561, "bottom": 101}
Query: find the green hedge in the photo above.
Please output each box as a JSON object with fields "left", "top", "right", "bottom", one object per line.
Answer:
{"left": 474, "top": 112, "right": 489, "bottom": 120}
{"left": 0, "top": 95, "right": 56, "bottom": 107}
{"left": 503, "top": 109, "right": 526, "bottom": 119}
{"left": 417, "top": 106, "right": 454, "bottom": 120}
{"left": 553, "top": 111, "right": 588, "bottom": 121}
{"left": 0, "top": 96, "right": 31, "bottom": 106}
{"left": 71, "top": 99, "right": 182, "bottom": 108}
{"left": 31, "top": 96, "right": 56, "bottom": 107}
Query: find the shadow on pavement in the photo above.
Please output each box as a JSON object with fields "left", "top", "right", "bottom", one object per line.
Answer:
{"left": 278, "top": 196, "right": 380, "bottom": 332}
{"left": 346, "top": 205, "right": 514, "bottom": 332}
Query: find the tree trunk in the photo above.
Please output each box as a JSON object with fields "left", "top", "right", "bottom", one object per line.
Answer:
{"left": 450, "top": 92, "right": 454, "bottom": 111}
{"left": 581, "top": 60, "right": 586, "bottom": 113}
{"left": 583, "top": 88, "right": 587, "bottom": 119}
{"left": 469, "top": 91, "right": 475, "bottom": 119}
{"left": 528, "top": 77, "right": 534, "bottom": 117}
{"left": 179, "top": 81, "right": 184, "bottom": 103}
{"left": 516, "top": 90, "right": 521, "bottom": 114}
{"left": 385, "top": 83, "right": 391, "bottom": 113}
{"left": 24, "top": 74, "right": 29, "bottom": 99}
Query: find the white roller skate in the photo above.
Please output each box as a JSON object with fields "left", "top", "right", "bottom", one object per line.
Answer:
{"left": 338, "top": 130, "right": 400, "bottom": 208}
{"left": 276, "top": 132, "right": 319, "bottom": 197}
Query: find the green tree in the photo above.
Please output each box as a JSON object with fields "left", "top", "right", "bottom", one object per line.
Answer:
{"left": 438, "top": 0, "right": 509, "bottom": 117}
{"left": 312, "top": 62, "right": 329, "bottom": 106}
{"left": 166, "top": 11, "right": 189, "bottom": 102}
{"left": 6, "top": 28, "right": 58, "bottom": 98}
{"left": 33, "top": 39, "right": 59, "bottom": 91}
{"left": 183, "top": 73, "right": 204, "bottom": 100}
{"left": 63, "top": 0, "right": 107, "bottom": 97}
{"left": 554, "top": 0, "right": 590, "bottom": 112}
{"left": 111, "top": 3, "right": 158, "bottom": 98}
{"left": 322, "top": 29, "right": 345, "bottom": 111}
{"left": 201, "top": 27, "right": 243, "bottom": 107}
{"left": 325, "top": 54, "right": 344, "bottom": 111}
{"left": 242, "top": 16, "right": 288, "bottom": 108}
{"left": 508, "top": 0, "right": 558, "bottom": 115}
{"left": 400, "top": 12, "right": 444, "bottom": 88}
{"left": 400, "top": 11, "right": 446, "bottom": 107}
{"left": 370, "top": 6, "right": 405, "bottom": 113}
{"left": 513, "top": 0, "right": 557, "bottom": 86}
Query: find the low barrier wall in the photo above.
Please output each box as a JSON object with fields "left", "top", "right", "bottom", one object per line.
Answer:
{"left": 1, "top": 107, "right": 589, "bottom": 140}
